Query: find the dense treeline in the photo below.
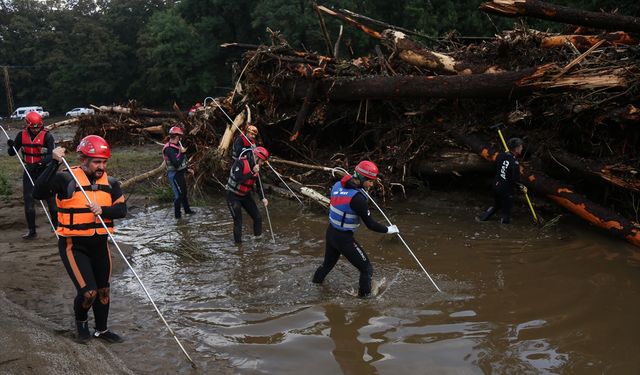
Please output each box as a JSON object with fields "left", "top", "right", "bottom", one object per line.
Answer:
{"left": 1, "top": 0, "right": 637, "bottom": 115}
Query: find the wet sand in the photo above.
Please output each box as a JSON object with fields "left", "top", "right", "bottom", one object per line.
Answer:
{"left": 0, "top": 190, "right": 235, "bottom": 374}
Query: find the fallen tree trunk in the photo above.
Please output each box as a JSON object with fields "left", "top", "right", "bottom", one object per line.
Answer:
{"left": 480, "top": 0, "right": 640, "bottom": 33}
{"left": 121, "top": 162, "right": 166, "bottom": 189}
{"left": 547, "top": 150, "right": 640, "bottom": 193}
{"left": 95, "top": 105, "right": 185, "bottom": 118}
{"left": 46, "top": 117, "right": 80, "bottom": 131}
{"left": 381, "top": 30, "right": 502, "bottom": 75}
{"left": 458, "top": 133, "right": 640, "bottom": 248}
{"left": 276, "top": 64, "right": 628, "bottom": 101}
{"left": 540, "top": 32, "right": 639, "bottom": 50}
{"left": 417, "top": 150, "right": 493, "bottom": 175}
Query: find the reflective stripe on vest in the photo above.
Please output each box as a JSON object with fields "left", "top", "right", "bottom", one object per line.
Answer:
{"left": 328, "top": 181, "right": 362, "bottom": 231}
{"left": 226, "top": 158, "right": 256, "bottom": 196}
{"left": 162, "top": 142, "right": 187, "bottom": 171}
{"left": 20, "top": 129, "right": 47, "bottom": 165}
{"left": 56, "top": 167, "right": 114, "bottom": 237}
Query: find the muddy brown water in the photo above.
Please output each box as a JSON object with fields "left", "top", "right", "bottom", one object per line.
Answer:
{"left": 2, "top": 178, "right": 640, "bottom": 373}
{"left": 103, "top": 193, "right": 639, "bottom": 374}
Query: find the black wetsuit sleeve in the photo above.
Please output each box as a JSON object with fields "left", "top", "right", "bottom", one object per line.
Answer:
{"left": 101, "top": 177, "right": 127, "bottom": 219}
{"left": 350, "top": 193, "right": 388, "bottom": 233}
{"left": 163, "top": 146, "right": 183, "bottom": 169}
{"left": 7, "top": 133, "right": 21, "bottom": 156}
{"left": 232, "top": 137, "right": 243, "bottom": 159}
{"left": 41, "top": 132, "right": 55, "bottom": 165}
{"left": 32, "top": 160, "right": 69, "bottom": 199}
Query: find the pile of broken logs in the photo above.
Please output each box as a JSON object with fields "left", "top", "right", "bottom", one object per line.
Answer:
{"left": 52, "top": 0, "right": 640, "bottom": 248}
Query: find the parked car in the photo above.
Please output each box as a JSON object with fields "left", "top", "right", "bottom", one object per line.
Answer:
{"left": 10, "top": 106, "right": 49, "bottom": 119}
{"left": 65, "top": 107, "right": 95, "bottom": 117}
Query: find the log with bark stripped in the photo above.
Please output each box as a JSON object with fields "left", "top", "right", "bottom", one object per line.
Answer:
{"left": 480, "top": 0, "right": 640, "bottom": 33}
{"left": 540, "top": 32, "right": 639, "bottom": 50}
{"left": 459, "top": 133, "right": 640, "bottom": 248}
{"left": 381, "top": 30, "right": 502, "bottom": 75}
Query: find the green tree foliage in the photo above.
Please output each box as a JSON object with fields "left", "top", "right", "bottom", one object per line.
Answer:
{"left": 133, "top": 8, "right": 206, "bottom": 105}
{"left": 0, "top": 0, "right": 638, "bottom": 114}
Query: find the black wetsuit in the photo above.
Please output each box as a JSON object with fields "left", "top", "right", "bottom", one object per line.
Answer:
{"left": 163, "top": 145, "right": 193, "bottom": 218}
{"left": 8, "top": 130, "right": 57, "bottom": 232}
{"left": 33, "top": 160, "right": 127, "bottom": 331}
{"left": 231, "top": 135, "right": 255, "bottom": 161}
{"left": 226, "top": 156, "right": 264, "bottom": 243}
{"left": 313, "top": 178, "right": 388, "bottom": 296}
{"left": 479, "top": 151, "right": 520, "bottom": 223}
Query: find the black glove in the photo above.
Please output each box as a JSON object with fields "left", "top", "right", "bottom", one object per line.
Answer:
{"left": 7, "top": 139, "right": 14, "bottom": 148}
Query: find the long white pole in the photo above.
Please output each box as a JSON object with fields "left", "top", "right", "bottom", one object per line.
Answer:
{"left": 361, "top": 190, "right": 441, "bottom": 292}
{"left": 60, "top": 157, "right": 197, "bottom": 368}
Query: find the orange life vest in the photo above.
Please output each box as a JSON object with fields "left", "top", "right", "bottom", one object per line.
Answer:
{"left": 56, "top": 167, "right": 114, "bottom": 236}
{"left": 20, "top": 129, "right": 48, "bottom": 165}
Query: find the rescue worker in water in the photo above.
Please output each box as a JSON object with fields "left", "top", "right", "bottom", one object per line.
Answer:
{"left": 6, "top": 111, "right": 57, "bottom": 239}
{"left": 312, "top": 161, "right": 399, "bottom": 297}
{"left": 33, "top": 135, "right": 127, "bottom": 344}
{"left": 477, "top": 137, "right": 526, "bottom": 224}
{"left": 225, "top": 146, "right": 270, "bottom": 243}
{"left": 163, "top": 125, "right": 196, "bottom": 219}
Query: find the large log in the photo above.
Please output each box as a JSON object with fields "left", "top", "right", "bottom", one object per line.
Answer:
{"left": 547, "top": 150, "right": 640, "bottom": 193}
{"left": 459, "top": 133, "right": 640, "bottom": 248}
{"left": 480, "top": 0, "right": 640, "bottom": 33}
{"left": 381, "top": 30, "right": 502, "bottom": 75}
{"left": 276, "top": 64, "right": 628, "bottom": 101}
{"left": 417, "top": 150, "right": 493, "bottom": 175}
{"left": 540, "top": 32, "right": 639, "bottom": 50}
{"left": 95, "top": 105, "right": 186, "bottom": 118}
{"left": 121, "top": 162, "right": 166, "bottom": 189}
{"left": 317, "top": 5, "right": 500, "bottom": 75}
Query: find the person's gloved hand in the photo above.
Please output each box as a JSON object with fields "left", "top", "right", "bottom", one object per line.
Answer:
{"left": 7, "top": 139, "right": 14, "bottom": 148}
{"left": 387, "top": 224, "right": 399, "bottom": 234}
{"left": 518, "top": 183, "right": 528, "bottom": 193}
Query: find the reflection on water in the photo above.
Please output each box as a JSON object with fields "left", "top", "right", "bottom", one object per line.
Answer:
{"left": 112, "top": 195, "right": 640, "bottom": 374}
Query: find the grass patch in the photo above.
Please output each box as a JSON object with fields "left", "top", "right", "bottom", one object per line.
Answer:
{"left": 0, "top": 169, "right": 11, "bottom": 200}
{"left": 107, "top": 146, "right": 162, "bottom": 182}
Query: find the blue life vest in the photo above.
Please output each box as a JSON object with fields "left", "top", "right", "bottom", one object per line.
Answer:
{"left": 328, "top": 181, "right": 363, "bottom": 231}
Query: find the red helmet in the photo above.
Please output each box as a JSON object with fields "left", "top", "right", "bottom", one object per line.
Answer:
{"left": 25, "top": 112, "right": 43, "bottom": 128}
{"left": 169, "top": 126, "right": 184, "bottom": 136}
{"left": 253, "top": 146, "right": 269, "bottom": 161}
{"left": 77, "top": 135, "right": 111, "bottom": 159}
{"left": 355, "top": 160, "right": 378, "bottom": 180}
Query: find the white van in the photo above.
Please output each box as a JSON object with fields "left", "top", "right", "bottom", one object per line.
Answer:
{"left": 10, "top": 106, "right": 50, "bottom": 119}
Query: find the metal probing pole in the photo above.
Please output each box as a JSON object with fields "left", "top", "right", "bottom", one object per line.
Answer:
{"left": 361, "top": 189, "right": 442, "bottom": 292}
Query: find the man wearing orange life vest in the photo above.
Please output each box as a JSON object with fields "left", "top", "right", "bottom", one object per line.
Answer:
{"left": 225, "top": 146, "right": 269, "bottom": 243}
{"left": 6, "top": 111, "right": 57, "bottom": 239}
{"left": 33, "top": 135, "right": 127, "bottom": 344}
